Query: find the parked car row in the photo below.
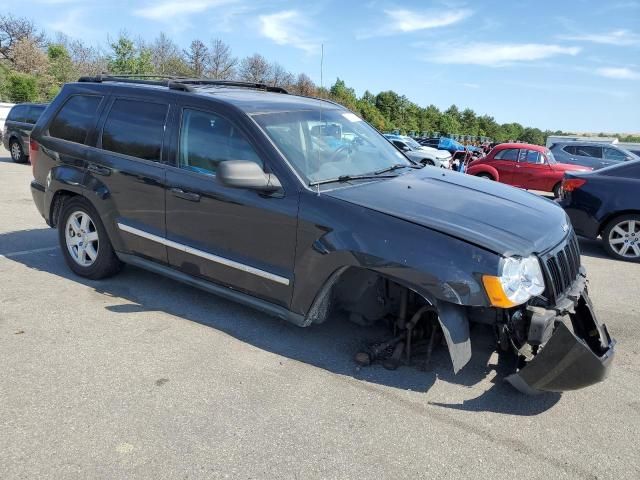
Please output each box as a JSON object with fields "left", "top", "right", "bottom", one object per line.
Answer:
{"left": 383, "top": 134, "right": 452, "bottom": 168}
{"left": 5, "top": 96, "right": 638, "bottom": 265}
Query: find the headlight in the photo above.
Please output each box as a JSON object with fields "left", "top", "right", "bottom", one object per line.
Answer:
{"left": 482, "top": 256, "right": 545, "bottom": 308}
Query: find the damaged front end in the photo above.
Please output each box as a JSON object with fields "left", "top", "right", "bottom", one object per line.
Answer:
{"left": 501, "top": 272, "right": 615, "bottom": 394}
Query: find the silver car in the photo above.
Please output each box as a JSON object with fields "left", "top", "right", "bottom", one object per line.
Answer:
{"left": 550, "top": 141, "right": 639, "bottom": 170}
{"left": 384, "top": 135, "right": 452, "bottom": 168}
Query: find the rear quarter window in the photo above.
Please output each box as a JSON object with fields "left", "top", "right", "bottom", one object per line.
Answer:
{"left": 100, "top": 99, "right": 168, "bottom": 162}
{"left": 49, "top": 95, "right": 103, "bottom": 144}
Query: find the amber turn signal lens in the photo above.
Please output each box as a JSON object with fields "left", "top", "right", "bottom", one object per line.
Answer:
{"left": 482, "top": 275, "right": 517, "bottom": 308}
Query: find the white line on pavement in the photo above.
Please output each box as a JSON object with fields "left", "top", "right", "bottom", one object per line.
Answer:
{"left": 0, "top": 246, "right": 58, "bottom": 259}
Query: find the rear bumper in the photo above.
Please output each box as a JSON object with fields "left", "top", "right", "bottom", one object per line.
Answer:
{"left": 560, "top": 204, "right": 600, "bottom": 239}
{"left": 30, "top": 180, "right": 46, "bottom": 220}
{"left": 506, "top": 289, "right": 615, "bottom": 394}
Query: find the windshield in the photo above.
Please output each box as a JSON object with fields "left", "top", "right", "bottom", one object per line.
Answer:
{"left": 402, "top": 137, "right": 423, "bottom": 149}
{"left": 253, "top": 109, "right": 412, "bottom": 184}
{"left": 545, "top": 148, "right": 557, "bottom": 164}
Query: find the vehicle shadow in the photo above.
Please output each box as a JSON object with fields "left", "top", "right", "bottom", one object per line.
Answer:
{"left": 577, "top": 237, "right": 609, "bottom": 260}
{"left": 1, "top": 227, "right": 561, "bottom": 415}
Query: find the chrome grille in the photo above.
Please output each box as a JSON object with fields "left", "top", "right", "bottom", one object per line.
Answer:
{"left": 542, "top": 233, "right": 581, "bottom": 304}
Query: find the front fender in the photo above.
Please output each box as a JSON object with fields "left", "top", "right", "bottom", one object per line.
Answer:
{"left": 291, "top": 192, "right": 499, "bottom": 317}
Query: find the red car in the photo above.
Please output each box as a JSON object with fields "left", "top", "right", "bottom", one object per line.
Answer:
{"left": 467, "top": 143, "right": 592, "bottom": 197}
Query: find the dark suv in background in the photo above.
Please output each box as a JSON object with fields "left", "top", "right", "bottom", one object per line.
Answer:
{"left": 550, "top": 141, "right": 638, "bottom": 170}
{"left": 28, "top": 76, "right": 614, "bottom": 395}
{"left": 2, "top": 103, "right": 48, "bottom": 163}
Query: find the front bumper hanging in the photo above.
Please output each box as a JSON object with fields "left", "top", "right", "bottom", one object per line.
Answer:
{"left": 506, "top": 289, "right": 615, "bottom": 395}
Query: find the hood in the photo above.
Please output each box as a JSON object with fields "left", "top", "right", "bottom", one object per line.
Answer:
{"left": 326, "top": 168, "right": 570, "bottom": 256}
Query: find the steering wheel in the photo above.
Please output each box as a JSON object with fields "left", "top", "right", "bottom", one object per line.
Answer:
{"left": 328, "top": 143, "right": 354, "bottom": 164}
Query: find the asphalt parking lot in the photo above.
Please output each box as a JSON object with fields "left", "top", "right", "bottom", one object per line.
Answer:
{"left": 1, "top": 148, "right": 639, "bottom": 480}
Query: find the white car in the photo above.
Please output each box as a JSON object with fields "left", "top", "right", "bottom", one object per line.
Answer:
{"left": 384, "top": 135, "right": 452, "bottom": 168}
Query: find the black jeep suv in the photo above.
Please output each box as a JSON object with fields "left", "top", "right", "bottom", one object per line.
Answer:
{"left": 29, "top": 76, "right": 614, "bottom": 394}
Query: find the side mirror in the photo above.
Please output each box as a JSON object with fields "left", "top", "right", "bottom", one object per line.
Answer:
{"left": 217, "top": 160, "right": 282, "bottom": 192}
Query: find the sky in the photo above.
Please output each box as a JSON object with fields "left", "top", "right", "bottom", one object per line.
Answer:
{"left": 10, "top": 0, "right": 640, "bottom": 133}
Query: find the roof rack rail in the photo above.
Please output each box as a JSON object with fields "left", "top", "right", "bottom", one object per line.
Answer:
{"left": 78, "top": 75, "right": 288, "bottom": 94}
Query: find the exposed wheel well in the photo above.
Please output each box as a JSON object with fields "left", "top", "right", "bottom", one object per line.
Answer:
{"left": 308, "top": 266, "right": 433, "bottom": 326}
{"left": 49, "top": 190, "right": 80, "bottom": 227}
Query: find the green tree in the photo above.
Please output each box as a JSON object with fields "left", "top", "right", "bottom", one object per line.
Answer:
{"left": 47, "top": 43, "right": 74, "bottom": 84}
{"left": 460, "top": 108, "right": 478, "bottom": 136}
{"left": 329, "top": 78, "right": 357, "bottom": 111}
{"left": 6, "top": 71, "right": 38, "bottom": 102}
{"left": 438, "top": 113, "right": 461, "bottom": 136}
{"left": 107, "top": 35, "right": 154, "bottom": 74}
{"left": 357, "top": 99, "right": 387, "bottom": 131}
{"left": 520, "top": 127, "right": 545, "bottom": 145}
{"left": 375, "top": 90, "right": 402, "bottom": 129}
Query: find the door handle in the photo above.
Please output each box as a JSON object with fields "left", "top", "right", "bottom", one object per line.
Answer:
{"left": 87, "top": 163, "right": 111, "bottom": 176}
{"left": 170, "top": 187, "right": 201, "bottom": 202}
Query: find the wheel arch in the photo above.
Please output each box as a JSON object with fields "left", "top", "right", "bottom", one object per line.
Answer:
{"left": 49, "top": 189, "right": 80, "bottom": 227}
{"left": 598, "top": 210, "right": 640, "bottom": 235}
{"left": 469, "top": 164, "right": 499, "bottom": 181}
{"left": 304, "top": 264, "right": 473, "bottom": 373}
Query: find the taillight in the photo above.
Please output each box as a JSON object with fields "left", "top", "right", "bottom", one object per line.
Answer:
{"left": 29, "top": 139, "right": 39, "bottom": 176}
{"left": 562, "top": 178, "right": 587, "bottom": 193}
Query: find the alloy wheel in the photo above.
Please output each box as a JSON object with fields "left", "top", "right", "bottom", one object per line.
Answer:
{"left": 65, "top": 211, "right": 100, "bottom": 267}
{"left": 11, "top": 142, "right": 21, "bottom": 161}
{"left": 608, "top": 220, "right": 640, "bottom": 259}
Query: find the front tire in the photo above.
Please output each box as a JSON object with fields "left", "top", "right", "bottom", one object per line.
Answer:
{"left": 552, "top": 182, "right": 562, "bottom": 198}
{"left": 422, "top": 159, "right": 435, "bottom": 166}
{"left": 9, "top": 139, "right": 26, "bottom": 163}
{"left": 602, "top": 214, "right": 640, "bottom": 262}
{"left": 58, "top": 197, "right": 123, "bottom": 279}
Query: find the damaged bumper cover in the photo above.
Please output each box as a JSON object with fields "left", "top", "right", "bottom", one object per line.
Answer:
{"left": 506, "top": 286, "right": 615, "bottom": 395}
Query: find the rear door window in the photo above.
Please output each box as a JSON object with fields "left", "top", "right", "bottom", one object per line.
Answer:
{"left": 575, "top": 145, "right": 602, "bottom": 158}
{"left": 179, "top": 108, "right": 262, "bottom": 175}
{"left": 519, "top": 149, "right": 543, "bottom": 164}
{"left": 49, "top": 95, "right": 103, "bottom": 144}
{"left": 101, "top": 99, "right": 168, "bottom": 162}
{"left": 24, "top": 105, "right": 46, "bottom": 124}
{"left": 563, "top": 145, "right": 577, "bottom": 155}
{"left": 494, "top": 148, "right": 519, "bottom": 161}
{"left": 7, "top": 105, "right": 27, "bottom": 122}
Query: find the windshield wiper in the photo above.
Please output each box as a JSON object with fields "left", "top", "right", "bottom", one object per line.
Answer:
{"left": 374, "top": 163, "right": 422, "bottom": 175}
{"left": 309, "top": 174, "right": 397, "bottom": 187}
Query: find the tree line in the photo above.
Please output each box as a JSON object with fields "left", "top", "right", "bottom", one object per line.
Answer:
{"left": 1, "top": 14, "right": 637, "bottom": 145}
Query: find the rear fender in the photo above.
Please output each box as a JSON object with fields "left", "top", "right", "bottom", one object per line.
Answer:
{"left": 45, "top": 165, "right": 86, "bottom": 224}
{"left": 468, "top": 164, "right": 499, "bottom": 181}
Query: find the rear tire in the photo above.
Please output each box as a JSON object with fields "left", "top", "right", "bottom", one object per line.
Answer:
{"left": 552, "top": 182, "right": 562, "bottom": 198}
{"left": 58, "top": 196, "right": 123, "bottom": 279}
{"left": 9, "top": 139, "right": 26, "bottom": 163}
{"left": 476, "top": 172, "right": 494, "bottom": 180}
{"left": 602, "top": 214, "right": 640, "bottom": 262}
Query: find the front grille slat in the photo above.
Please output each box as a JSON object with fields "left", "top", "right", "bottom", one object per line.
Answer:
{"left": 541, "top": 233, "right": 581, "bottom": 304}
